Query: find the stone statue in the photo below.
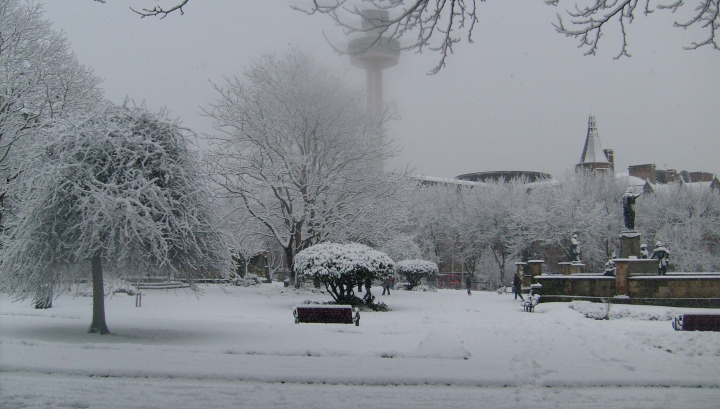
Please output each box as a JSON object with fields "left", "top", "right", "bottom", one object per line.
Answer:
{"left": 602, "top": 250, "right": 617, "bottom": 276}
{"left": 622, "top": 187, "right": 642, "bottom": 230}
{"left": 640, "top": 243, "right": 649, "bottom": 259}
{"left": 569, "top": 233, "right": 581, "bottom": 262}
{"left": 650, "top": 241, "right": 671, "bottom": 275}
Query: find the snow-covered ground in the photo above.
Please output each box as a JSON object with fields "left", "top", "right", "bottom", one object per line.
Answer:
{"left": 2, "top": 284, "right": 720, "bottom": 408}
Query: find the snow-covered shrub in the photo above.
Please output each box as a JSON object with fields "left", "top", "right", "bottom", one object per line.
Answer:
{"left": 570, "top": 300, "right": 679, "bottom": 321}
{"left": 395, "top": 259, "right": 438, "bottom": 290}
{"left": 396, "top": 284, "right": 438, "bottom": 292}
{"left": 233, "top": 274, "right": 262, "bottom": 287}
{"left": 294, "top": 242, "right": 394, "bottom": 306}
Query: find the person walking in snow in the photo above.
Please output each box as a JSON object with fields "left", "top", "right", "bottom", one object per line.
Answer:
{"left": 465, "top": 274, "right": 473, "bottom": 295}
{"left": 651, "top": 241, "right": 671, "bottom": 276}
{"left": 382, "top": 277, "right": 391, "bottom": 295}
{"left": 362, "top": 278, "right": 374, "bottom": 303}
{"left": 512, "top": 272, "right": 524, "bottom": 300}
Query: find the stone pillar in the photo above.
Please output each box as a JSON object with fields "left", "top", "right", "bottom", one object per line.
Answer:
{"left": 528, "top": 260, "right": 544, "bottom": 284}
{"left": 619, "top": 230, "right": 641, "bottom": 258}
{"left": 515, "top": 262, "right": 528, "bottom": 288}
{"left": 558, "top": 262, "right": 572, "bottom": 276}
{"left": 614, "top": 259, "right": 631, "bottom": 297}
{"left": 569, "top": 263, "right": 585, "bottom": 275}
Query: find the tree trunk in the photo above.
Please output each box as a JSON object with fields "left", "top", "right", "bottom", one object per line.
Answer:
{"left": 88, "top": 252, "right": 109, "bottom": 334}
{"left": 284, "top": 245, "right": 296, "bottom": 286}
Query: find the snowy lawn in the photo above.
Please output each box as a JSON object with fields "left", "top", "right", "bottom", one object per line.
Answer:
{"left": 2, "top": 284, "right": 720, "bottom": 408}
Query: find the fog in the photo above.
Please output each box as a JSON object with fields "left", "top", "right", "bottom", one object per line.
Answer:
{"left": 42, "top": 0, "right": 720, "bottom": 179}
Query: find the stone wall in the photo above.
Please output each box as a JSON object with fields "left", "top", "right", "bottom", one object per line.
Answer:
{"left": 535, "top": 276, "right": 615, "bottom": 298}
{"left": 629, "top": 275, "right": 720, "bottom": 298}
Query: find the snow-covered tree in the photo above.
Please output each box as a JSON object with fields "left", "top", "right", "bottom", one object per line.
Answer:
{"left": 509, "top": 171, "right": 623, "bottom": 272}
{"left": 0, "top": 0, "right": 103, "bottom": 227}
{"left": 410, "top": 183, "right": 453, "bottom": 270}
{"left": 205, "top": 49, "right": 410, "bottom": 285}
{"left": 0, "top": 102, "right": 231, "bottom": 334}
{"left": 395, "top": 259, "right": 438, "bottom": 290}
{"left": 294, "top": 242, "right": 394, "bottom": 305}
{"left": 637, "top": 185, "right": 720, "bottom": 272}
{"left": 379, "top": 233, "right": 422, "bottom": 262}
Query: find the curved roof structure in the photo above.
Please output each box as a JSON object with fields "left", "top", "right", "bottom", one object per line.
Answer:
{"left": 455, "top": 170, "right": 552, "bottom": 183}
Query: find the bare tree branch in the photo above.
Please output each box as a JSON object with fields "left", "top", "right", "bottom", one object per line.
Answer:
{"left": 90, "top": 1, "right": 718, "bottom": 67}
{"left": 93, "top": 0, "right": 189, "bottom": 18}
{"left": 549, "top": 0, "right": 720, "bottom": 57}
{"left": 295, "top": 0, "right": 482, "bottom": 75}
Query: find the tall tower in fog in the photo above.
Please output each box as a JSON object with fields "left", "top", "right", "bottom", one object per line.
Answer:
{"left": 348, "top": 10, "right": 400, "bottom": 109}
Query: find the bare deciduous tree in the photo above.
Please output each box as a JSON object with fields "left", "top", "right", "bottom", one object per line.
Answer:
{"left": 204, "top": 49, "right": 410, "bottom": 285}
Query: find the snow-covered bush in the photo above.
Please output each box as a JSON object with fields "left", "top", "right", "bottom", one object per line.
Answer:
{"left": 233, "top": 274, "right": 262, "bottom": 287}
{"left": 294, "top": 242, "right": 394, "bottom": 305}
{"left": 395, "top": 259, "right": 438, "bottom": 290}
{"left": 570, "top": 301, "right": 679, "bottom": 321}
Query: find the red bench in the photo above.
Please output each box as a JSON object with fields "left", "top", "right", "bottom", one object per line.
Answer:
{"left": 294, "top": 305, "right": 360, "bottom": 326}
{"left": 673, "top": 314, "right": 720, "bottom": 331}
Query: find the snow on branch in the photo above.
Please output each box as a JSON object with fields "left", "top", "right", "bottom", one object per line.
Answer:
{"left": 1, "top": 102, "right": 232, "bottom": 300}
{"left": 549, "top": 0, "right": 720, "bottom": 57}
{"left": 296, "top": 0, "right": 482, "bottom": 74}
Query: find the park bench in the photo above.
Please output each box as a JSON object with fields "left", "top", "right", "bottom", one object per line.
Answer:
{"left": 672, "top": 314, "right": 720, "bottom": 331}
{"left": 293, "top": 305, "right": 360, "bottom": 326}
{"left": 521, "top": 283, "right": 542, "bottom": 312}
{"left": 522, "top": 294, "right": 540, "bottom": 312}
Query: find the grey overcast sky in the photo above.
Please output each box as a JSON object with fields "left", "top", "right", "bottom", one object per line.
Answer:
{"left": 41, "top": 1, "right": 719, "bottom": 179}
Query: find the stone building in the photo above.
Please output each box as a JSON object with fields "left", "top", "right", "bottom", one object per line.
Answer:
{"left": 574, "top": 115, "right": 718, "bottom": 194}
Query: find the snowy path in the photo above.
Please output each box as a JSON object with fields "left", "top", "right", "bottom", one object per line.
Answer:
{"left": 3, "top": 372, "right": 720, "bottom": 409}
{"left": 2, "top": 285, "right": 720, "bottom": 407}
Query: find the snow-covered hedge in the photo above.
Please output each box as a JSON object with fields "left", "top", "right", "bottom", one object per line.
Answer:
{"left": 395, "top": 259, "right": 439, "bottom": 290}
{"left": 294, "top": 242, "right": 394, "bottom": 304}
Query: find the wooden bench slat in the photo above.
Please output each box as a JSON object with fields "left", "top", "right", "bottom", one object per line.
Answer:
{"left": 673, "top": 314, "right": 720, "bottom": 331}
{"left": 294, "top": 305, "right": 360, "bottom": 326}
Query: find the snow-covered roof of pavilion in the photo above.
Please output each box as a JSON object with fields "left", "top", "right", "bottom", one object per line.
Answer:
{"left": 410, "top": 174, "right": 491, "bottom": 187}
{"left": 410, "top": 174, "right": 560, "bottom": 189}
{"left": 578, "top": 115, "right": 610, "bottom": 165}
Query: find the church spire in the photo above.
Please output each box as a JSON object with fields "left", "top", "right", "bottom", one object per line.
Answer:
{"left": 576, "top": 115, "right": 613, "bottom": 173}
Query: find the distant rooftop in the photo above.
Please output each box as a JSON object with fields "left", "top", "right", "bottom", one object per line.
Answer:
{"left": 455, "top": 170, "right": 552, "bottom": 183}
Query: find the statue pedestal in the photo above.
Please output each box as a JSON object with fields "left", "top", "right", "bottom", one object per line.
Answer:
{"left": 558, "top": 262, "right": 572, "bottom": 275}
{"left": 527, "top": 260, "right": 544, "bottom": 285}
{"left": 619, "top": 229, "right": 641, "bottom": 258}
{"left": 569, "top": 263, "right": 585, "bottom": 275}
{"left": 614, "top": 258, "right": 660, "bottom": 296}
